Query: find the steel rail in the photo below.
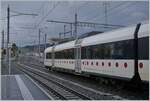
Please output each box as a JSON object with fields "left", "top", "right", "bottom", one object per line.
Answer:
{"left": 18, "top": 64, "right": 91, "bottom": 100}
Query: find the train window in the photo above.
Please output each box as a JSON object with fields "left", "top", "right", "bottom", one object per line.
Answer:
{"left": 71, "top": 48, "right": 75, "bottom": 59}
{"left": 55, "top": 51, "right": 60, "bottom": 59}
{"left": 123, "top": 40, "right": 134, "bottom": 59}
{"left": 113, "top": 42, "right": 124, "bottom": 59}
{"left": 86, "top": 46, "right": 92, "bottom": 59}
{"left": 92, "top": 46, "right": 99, "bottom": 59}
{"left": 138, "top": 37, "right": 149, "bottom": 60}
{"left": 81, "top": 47, "right": 86, "bottom": 59}
{"left": 81, "top": 46, "right": 91, "bottom": 59}
{"left": 98, "top": 44, "right": 105, "bottom": 59}
{"left": 46, "top": 52, "right": 51, "bottom": 59}
{"left": 56, "top": 51, "right": 63, "bottom": 59}
{"left": 55, "top": 48, "right": 74, "bottom": 59}
{"left": 110, "top": 40, "right": 134, "bottom": 59}
{"left": 81, "top": 39, "right": 135, "bottom": 59}
{"left": 104, "top": 45, "right": 112, "bottom": 59}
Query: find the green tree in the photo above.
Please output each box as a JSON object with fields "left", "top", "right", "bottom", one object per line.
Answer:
{"left": 11, "top": 43, "right": 18, "bottom": 57}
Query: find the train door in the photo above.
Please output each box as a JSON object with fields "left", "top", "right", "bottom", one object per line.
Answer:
{"left": 51, "top": 46, "right": 55, "bottom": 68}
{"left": 75, "top": 39, "right": 82, "bottom": 73}
{"left": 75, "top": 46, "right": 81, "bottom": 73}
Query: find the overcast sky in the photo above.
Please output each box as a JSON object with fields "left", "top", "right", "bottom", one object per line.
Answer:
{"left": 0, "top": 0, "right": 149, "bottom": 47}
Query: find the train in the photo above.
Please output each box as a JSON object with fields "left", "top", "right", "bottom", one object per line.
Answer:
{"left": 44, "top": 22, "right": 149, "bottom": 85}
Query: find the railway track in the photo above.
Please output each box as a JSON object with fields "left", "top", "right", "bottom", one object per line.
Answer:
{"left": 17, "top": 63, "right": 91, "bottom": 100}
{"left": 17, "top": 62, "right": 124, "bottom": 100}
{"left": 17, "top": 57, "right": 149, "bottom": 100}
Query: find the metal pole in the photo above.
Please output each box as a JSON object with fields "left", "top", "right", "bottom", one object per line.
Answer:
{"left": 43, "top": 34, "right": 47, "bottom": 61}
{"left": 103, "top": 2, "right": 109, "bottom": 25}
{"left": 34, "top": 40, "right": 36, "bottom": 54}
{"left": 44, "top": 34, "right": 47, "bottom": 50}
{"left": 7, "top": 5, "right": 10, "bottom": 74}
{"left": 70, "top": 24, "right": 72, "bottom": 37}
{"left": 7, "top": 5, "right": 10, "bottom": 43}
{"left": 8, "top": 46, "right": 11, "bottom": 74}
{"left": 64, "top": 25, "right": 66, "bottom": 38}
{"left": 1, "top": 30, "right": 4, "bottom": 60}
{"left": 59, "top": 33, "right": 61, "bottom": 39}
{"left": 38, "top": 29, "right": 41, "bottom": 57}
{"left": 2, "top": 30, "right": 4, "bottom": 49}
{"left": 74, "top": 13, "right": 77, "bottom": 39}
{"left": 6, "top": 5, "right": 9, "bottom": 62}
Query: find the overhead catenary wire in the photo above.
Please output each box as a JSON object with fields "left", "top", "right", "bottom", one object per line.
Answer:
{"left": 85, "top": 2, "right": 129, "bottom": 22}
{"left": 89, "top": 2, "right": 136, "bottom": 22}
{"left": 27, "top": 2, "right": 130, "bottom": 43}
{"left": 27, "top": 2, "right": 60, "bottom": 42}
{"left": 57, "top": 2, "right": 90, "bottom": 22}
{"left": 10, "top": 10, "right": 38, "bottom": 16}
{"left": 54, "top": 2, "right": 128, "bottom": 32}
{"left": 34, "top": 2, "right": 60, "bottom": 29}
{"left": 33, "top": 2, "right": 47, "bottom": 28}
{"left": 36, "top": 2, "right": 46, "bottom": 14}
{"left": 112, "top": 2, "right": 146, "bottom": 25}
{"left": 1, "top": 10, "right": 38, "bottom": 20}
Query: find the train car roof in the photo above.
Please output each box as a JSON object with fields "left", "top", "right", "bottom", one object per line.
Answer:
{"left": 81, "top": 23, "right": 148, "bottom": 47}
{"left": 138, "top": 23, "right": 149, "bottom": 38}
{"left": 45, "top": 47, "right": 52, "bottom": 53}
{"left": 54, "top": 40, "right": 75, "bottom": 52}
{"left": 44, "top": 41, "right": 75, "bottom": 53}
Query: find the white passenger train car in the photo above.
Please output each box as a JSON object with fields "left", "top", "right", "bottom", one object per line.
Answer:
{"left": 44, "top": 22, "right": 149, "bottom": 83}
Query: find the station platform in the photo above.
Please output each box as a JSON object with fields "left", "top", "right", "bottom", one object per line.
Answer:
{"left": 1, "top": 74, "right": 51, "bottom": 100}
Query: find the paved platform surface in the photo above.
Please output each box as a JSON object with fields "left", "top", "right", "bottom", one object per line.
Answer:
{"left": 1, "top": 74, "right": 51, "bottom": 100}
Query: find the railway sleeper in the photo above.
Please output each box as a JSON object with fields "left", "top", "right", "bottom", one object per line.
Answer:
{"left": 20, "top": 67, "right": 88, "bottom": 100}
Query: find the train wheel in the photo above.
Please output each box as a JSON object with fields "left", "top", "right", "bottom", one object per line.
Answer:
{"left": 104, "top": 79, "right": 109, "bottom": 85}
{"left": 48, "top": 67, "right": 51, "bottom": 71}
{"left": 114, "top": 80, "right": 124, "bottom": 90}
{"left": 97, "top": 78, "right": 103, "bottom": 85}
{"left": 98, "top": 78, "right": 105, "bottom": 85}
{"left": 45, "top": 66, "right": 48, "bottom": 69}
{"left": 109, "top": 79, "right": 116, "bottom": 86}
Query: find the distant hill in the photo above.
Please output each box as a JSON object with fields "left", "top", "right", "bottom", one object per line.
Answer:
{"left": 22, "top": 43, "right": 51, "bottom": 52}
